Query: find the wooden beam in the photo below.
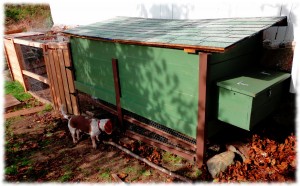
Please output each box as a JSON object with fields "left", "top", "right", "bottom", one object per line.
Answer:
{"left": 13, "top": 43, "right": 30, "bottom": 91}
{"left": 58, "top": 48, "right": 73, "bottom": 114}
{"left": 22, "top": 70, "right": 49, "bottom": 84}
{"left": 52, "top": 48, "right": 67, "bottom": 110}
{"left": 3, "top": 39, "right": 14, "bottom": 81}
{"left": 184, "top": 48, "right": 197, "bottom": 54}
{"left": 13, "top": 38, "right": 43, "bottom": 48}
{"left": 196, "top": 52, "right": 209, "bottom": 167}
{"left": 125, "top": 130, "right": 196, "bottom": 161}
{"left": 123, "top": 115, "right": 196, "bottom": 151}
{"left": 112, "top": 58, "right": 124, "bottom": 129}
{"left": 42, "top": 45, "right": 57, "bottom": 109}
{"left": 63, "top": 44, "right": 79, "bottom": 115}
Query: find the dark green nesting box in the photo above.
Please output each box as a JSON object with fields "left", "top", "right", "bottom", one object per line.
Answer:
{"left": 217, "top": 69, "right": 290, "bottom": 130}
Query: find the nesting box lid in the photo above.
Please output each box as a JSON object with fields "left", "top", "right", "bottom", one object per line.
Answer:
{"left": 217, "top": 70, "right": 290, "bottom": 97}
{"left": 63, "top": 16, "right": 287, "bottom": 53}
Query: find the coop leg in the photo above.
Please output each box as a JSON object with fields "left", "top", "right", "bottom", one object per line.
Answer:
{"left": 196, "top": 53, "right": 209, "bottom": 167}
{"left": 112, "top": 58, "right": 124, "bottom": 130}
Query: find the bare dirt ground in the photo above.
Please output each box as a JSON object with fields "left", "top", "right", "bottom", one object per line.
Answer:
{"left": 4, "top": 111, "right": 205, "bottom": 183}
{"left": 4, "top": 92, "right": 296, "bottom": 183}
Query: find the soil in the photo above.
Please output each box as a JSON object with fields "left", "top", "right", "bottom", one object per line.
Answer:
{"left": 4, "top": 111, "right": 204, "bottom": 183}
{"left": 4, "top": 92, "right": 296, "bottom": 183}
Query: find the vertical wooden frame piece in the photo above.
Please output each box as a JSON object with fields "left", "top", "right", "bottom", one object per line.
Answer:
{"left": 64, "top": 43, "right": 79, "bottom": 115}
{"left": 52, "top": 48, "right": 67, "bottom": 109}
{"left": 42, "top": 45, "right": 57, "bottom": 108}
{"left": 112, "top": 58, "right": 124, "bottom": 129}
{"left": 57, "top": 48, "right": 73, "bottom": 114}
{"left": 13, "top": 42, "right": 30, "bottom": 91}
{"left": 3, "top": 40, "right": 14, "bottom": 81}
{"left": 48, "top": 49, "right": 62, "bottom": 109}
{"left": 196, "top": 52, "right": 208, "bottom": 167}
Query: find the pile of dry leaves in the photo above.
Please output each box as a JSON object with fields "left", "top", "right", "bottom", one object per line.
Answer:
{"left": 119, "top": 140, "right": 162, "bottom": 165}
{"left": 216, "top": 133, "right": 296, "bottom": 182}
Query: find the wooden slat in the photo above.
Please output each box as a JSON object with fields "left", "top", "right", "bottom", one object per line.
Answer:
{"left": 48, "top": 49, "right": 61, "bottom": 109}
{"left": 4, "top": 32, "right": 44, "bottom": 39}
{"left": 42, "top": 45, "right": 56, "bottom": 107}
{"left": 4, "top": 39, "right": 23, "bottom": 84}
{"left": 196, "top": 53, "right": 208, "bottom": 168}
{"left": 125, "top": 130, "right": 196, "bottom": 161}
{"left": 52, "top": 49, "right": 67, "bottom": 110}
{"left": 112, "top": 58, "right": 124, "bottom": 129}
{"left": 13, "top": 38, "right": 43, "bottom": 48}
{"left": 123, "top": 115, "right": 196, "bottom": 151}
{"left": 184, "top": 48, "right": 197, "bottom": 54}
{"left": 63, "top": 44, "right": 79, "bottom": 115}
{"left": 3, "top": 40, "right": 14, "bottom": 81}
{"left": 22, "top": 70, "right": 49, "bottom": 84}
{"left": 57, "top": 48, "right": 73, "bottom": 114}
{"left": 5, "top": 94, "right": 21, "bottom": 109}
{"left": 47, "top": 42, "right": 69, "bottom": 49}
{"left": 13, "top": 43, "right": 30, "bottom": 91}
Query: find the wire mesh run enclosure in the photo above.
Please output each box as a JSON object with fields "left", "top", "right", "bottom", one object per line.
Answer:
{"left": 4, "top": 32, "right": 79, "bottom": 114}
{"left": 63, "top": 16, "right": 289, "bottom": 167}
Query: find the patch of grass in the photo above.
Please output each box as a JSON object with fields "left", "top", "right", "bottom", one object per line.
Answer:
{"left": 5, "top": 81, "right": 31, "bottom": 101}
{"left": 20, "top": 158, "right": 32, "bottom": 167}
{"left": 59, "top": 171, "right": 73, "bottom": 182}
{"left": 98, "top": 168, "right": 111, "bottom": 182}
{"left": 141, "top": 169, "right": 151, "bottom": 177}
{"left": 162, "top": 151, "right": 183, "bottom": 164}
{"left": 5, "top": 165, "right": 18, "bottom": 175}
{"left": 124, "top": 166, "right": 135, "bottom": 174}
{"left": 43, "top": 104, "right": 53, "bottom": 112}
{"left": 38, "top": 138, "right": 53, "bottom": 147}
{"left": 39, "top": 104, "right": 53, "bottom": 114}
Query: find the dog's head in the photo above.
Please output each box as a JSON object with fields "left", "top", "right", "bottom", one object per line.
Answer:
{"left": 98, "top": 119, "right": 113, "bottom": 135}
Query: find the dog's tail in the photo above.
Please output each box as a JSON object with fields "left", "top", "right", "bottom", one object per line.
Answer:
{"left": 60, "top": 105, "right": 70, "bottom": 119}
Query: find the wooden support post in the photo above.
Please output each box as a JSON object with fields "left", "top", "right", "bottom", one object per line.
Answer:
{"left": 196, "top": 53, "right": 208, "bottom": 167}
{"left": 42, "top": 45, "right": 57, "bottom": 110}
{"left": 112, "top": 58, "right": 124, "bottom": 129}
{"left": 64, "top": 43, "right": 80, "bottom": 115}
{"left": 13, "top": 42, "right": 30, "bottom": 91}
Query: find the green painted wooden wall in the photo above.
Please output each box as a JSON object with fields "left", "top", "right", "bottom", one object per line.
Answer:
{"left": 70, "top": 33, "right": 262, "bottom": 139}
{"left": 70, "top": 38, "right": 199, "bottom": 138}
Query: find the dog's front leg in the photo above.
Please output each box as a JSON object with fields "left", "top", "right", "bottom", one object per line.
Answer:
{"left": 96, "top": 135, "right": 100, "bottom": 142}
{"left": 69, "top": 126, "right": 77, "bottom": 144}
{"left": 91, "top": 135, "right": 97, "bottom": 149}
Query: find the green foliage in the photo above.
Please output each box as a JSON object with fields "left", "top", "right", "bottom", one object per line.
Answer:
{"left": 5, "top": 165, "right": 18, "bottom": 175}
{"left": 5, "top": 4, "right": 51, "bottom": 23}
{"left": 5, "top": 81, "right": 31, "bottom": 101}
{"left": 39, "top": 104, "right": 53, "bottom": 114}
{"left": 59, "top": 171, "right": 73, "bottom": 182}
{"left": 162, "top": 151, "right": 183, "bottom": 164}
{"left": 141, "top": 169, "right": 151, "bottom": 177}
{"left": 99, "top": 168, "right": 111, "bottom": 182}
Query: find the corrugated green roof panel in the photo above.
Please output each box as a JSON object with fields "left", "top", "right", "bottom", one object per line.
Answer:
{"left": 64, "top": 16, "right": 287, "bottom": 52}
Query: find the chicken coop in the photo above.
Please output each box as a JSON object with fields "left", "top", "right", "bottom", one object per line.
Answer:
{"left": 62, "top": 16, "right": 290, "bottom": 166}
{"left": 4, "top": 16, "right": 290, "bottom": 167}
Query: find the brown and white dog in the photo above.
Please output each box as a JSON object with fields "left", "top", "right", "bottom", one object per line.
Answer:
{"left": 61, "top": 106, "right": 113, "bottom": 149}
